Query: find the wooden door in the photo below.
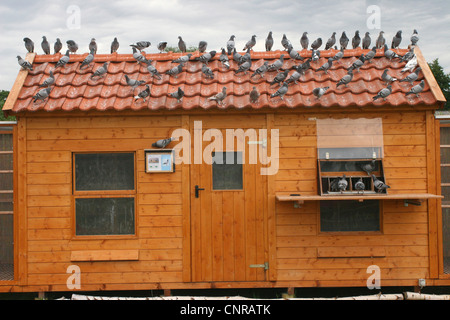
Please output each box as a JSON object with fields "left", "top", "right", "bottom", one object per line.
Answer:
{"left": 190, "top": 116, "right": 268, "bottom": 282}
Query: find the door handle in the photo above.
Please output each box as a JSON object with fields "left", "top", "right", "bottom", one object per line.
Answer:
{"left": 195, "top": 185, "right": 205, "bottom": 198}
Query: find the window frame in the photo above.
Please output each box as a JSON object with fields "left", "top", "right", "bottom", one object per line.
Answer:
{"left": 72, "top": 151, "right": 137, "bottom": 239}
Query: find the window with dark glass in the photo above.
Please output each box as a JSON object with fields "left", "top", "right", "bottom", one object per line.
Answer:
{"left": 212, "top": 151, "right": 243, "bottom": 190}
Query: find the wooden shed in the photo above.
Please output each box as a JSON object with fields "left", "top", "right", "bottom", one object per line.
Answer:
{"left": 1, "top": 42, "right": 449, "bottom": 294}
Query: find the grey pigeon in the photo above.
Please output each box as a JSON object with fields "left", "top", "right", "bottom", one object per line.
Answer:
{"left": 362, "top": 32, "right": 371, "bottom": 49}
{"left": 285, "top": 69, "right": 302, "bottom": 84}
{"left": 325, "top": 32, "right": 336, "bottom": 50}
{"left": 375, "top": 31, "right": 385, "bottom": 49}
{"left": 124, "top": 75, "right": 145, "bottom": 93}
{"left": 265, "top": 31, "right": 274, "bottom": 51}
{"left": 391, "top": 30, "right": 402, "bottom": 49}
{"left": 372, "top": 174, "right": 390, "bottom": 193}
{"left": 330, "top": 178, "right": 340, "bottom": 192}
{"left": 168, "top": 87, "right": 184, "bottom": 103}
{"left": 132, "top": 47, "right": 147, "bottom": 64}
{"left": 281, "top": 34, "right": 292, "bottom": 50}
{"left": 249, "top": 86, "right": 260, "bottom": 103}
{"left": 23, "top": 37, "right": 34, "bottom": 53}
{"left": 287, "top": 46, "right": 304, "bottom": 61}
{"left": 318, "top": 58, "right": 333, "bottom": 74}
{"left": 208, "top": 87, "right": 227, "bottom": 105}
{"left": 405, "top": 80, "right": 425, "bottom": 97}
{"left": 268, "top": 54, "right": 284, "bottom": 71}
{"left": 373, "top": 85, "right": 392, "bottom": 101}
{"left": 336, "top": 70, "right": 354, "bottom": 88}
{"left": 146, "top": 60, "right": 162, "bottom": 80}
{"left": 361, "top": 160, "right": 376, "bottom": 175}
{"left": 90, "top": 62, "right": 108, "bottom": 79}
{"left": 165, "top": 63, "right": 184, "bottom": 78}
{"left": 134, "top": 84, "right": 150, "bottom": 102}
{"left": 80, "top": 50, "right": 95, "bottom": 69}
{"left": 152, "top": 137, "right": 175, "bottom": 148}
{"left": 157, "top": 41, "right": 167, "bottom": 53}
{"left": 239, "top": 48, "right": 251, "bottom": 65}
{"left": 251, "top": 61, "right": 269, "bottom": 78}
{"left": 270, "top": 70, "right": 289, "bottom": 86}
{"left": 381, "top": 69, "right": 397, "bottom": 85}
{"left": 41, "top": 36, "right": 50, "bottom": 54}
{"left": 352, "top": 30, "right": 361, "bottom": 49}
{"left": 243, "top": 35, "right": 256, "bottom": 51}
{"left": 364, "top": 47, "right": 377, "bottom": 62}
{"left": 201, "top": 63, "right": 214, "bottom": 79}
{"left": 410, "top": 29, "right": 419, "bottom": 46}
{"left": 400, "top": 47, "right": 415, "bottom": 62}
{"left": 54, "top": 38, "right": 62, "bottom": 54}
{"left": 66, "top": 40, "right": 78, "bottom": 53}
{"left": 338, "top": 175, "right": 348, "bottom": 193}
{"left": 312, "top": 86, "right": 329, "bottom": 99}
{"left": 232, "top": 48, "right": 242, "bottom": 64}
{"left": 111, "top": 37, "right": 119, "bottom": 53}
{"left": 178, "top": 36, "right": 186, "bottom": 53}
{"left": 383, "top": 44, "right": 399, "bottom": 60}
{"left": 39, "top": 70, "right": 55, "bottom": 87}
{"left": 55, "top": 50, "right": 70, "bottom": 68}
{"left": 130, "top": 41, "right": 151, "bottom": 52}
{"left": 198, "top": 40, "right": 208, "bottom": 53}
{"left": 17, "top": 55, "right": 33, "bottom": 71}
{"left": 235, "top": 59, "right": 252, "bottom": 74}
{"left": 219, "top": 48, "right": 230, "bottom": 69}
{"left": 270, "top": 82, "right": 289, "bottom": 100}
{"left": 172, "top": 53, "right": 192, "bottom": 64}
{"left": 311, "top": 49, "right": 321, "bottom": 62}
{"left": 399, "top": 67, "right": 421, "bottom": 85}
{"left": 354, "top": 178, "right": 365, "bottom": 194}
{"left": 89, "top": 38, "right": 97, "bottom": 54}
{"left": 347, "top": 54, "right": 365, "bottom": 72}
{"left": 339, "top": 31, "right": 349, "bottom": 49}
{"left": 332, "top": 48, "right": 345, "bottom": 62}
{"left": 226, "top": 35, "right": 235, "bottom": 55}
{"left": 300, "top": 32, "right": 309, "bottom": 50}
{"left": 33, "top": 87, "right": 52, "bottom": 103}
{"left": 311, "top": 38, "right": 322, "bottom": 50}
{"left": 401, "top": 55, "right": 417, "bottom": 73}
{"left": 195, "top": 50, "right": 216, "bottom": 65}
{"left": 292, "top": 58, "right": 311, "bottom": 75}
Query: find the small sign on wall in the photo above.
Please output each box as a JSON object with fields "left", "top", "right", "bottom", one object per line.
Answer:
{"left": 145, "top": 149, "right": 175, "bottom": 173}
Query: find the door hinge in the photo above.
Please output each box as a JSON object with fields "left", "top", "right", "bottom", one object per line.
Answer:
{"left": 249, "top": 262, "right": 269, "bottom": 270}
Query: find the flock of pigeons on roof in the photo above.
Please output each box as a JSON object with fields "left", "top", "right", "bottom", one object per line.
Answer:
{"left": 16, "top": 29, "right": 424, "bottom": 107}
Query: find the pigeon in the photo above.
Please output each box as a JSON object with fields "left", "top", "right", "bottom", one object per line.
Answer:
{"left": 195, "top": 50, "right": 216, "bottom": 65}
{"left": 172, "top": 53, "right": 192, "bottom": 64}
{"left": 168, "top": 87, "right": 184, "bottom": 103}
{"left": 23, "top": 37, "right": 34, "bottom": 53}
{"left": 39, "top": 70, "right": 55, "bottom": 87}
{"left": 208, "top": 87, "right": 227, "bottom": 105}
{"left": 281, "top": 34, "right": 292, "bottom": 50}
{"left": 339, "top": 31, "right": 349, "bottom": 49}
{"left": 381, "top": 69, "right": 397, "bottom": 85}
{"left": 41, "top": 36, "right": 50, "bottom": 54}
{"left": 318, "top": 58, "right": 333, "bottom": 74}
{"left": 270, "top": 82, "right": 289, "bottom": 100}
{"left": 232, "top": 48, "right": 242, "bottom": 64}
{"left": 55, "top": 50, "right": 70, "bottom": 68}
{"left": 134, "top": 84, "right": 150, "bottom": 102}
{"left": 268, "top": 54, "right": 285, "bottom": 71}
{"left": 332, "top": 48, "right": 345, "bottom": 62}
{"left": 354, "top": 178, "right": 365, "bottom": 194}
{"left": 287, "top": 46, "right": 304, "bottom": 61}
{"left": 311, "top": 38, "right": 322, "bottom": 50}
{"left": 300, "top": 32, "right": 309, "bottom": 50}
{"left": 54, "top": 38, "right": 62, "bottom": 54}
{"left": 80, "top": 50, "right": 95, "bottom": 69}
{"left": 311, "top": 49, "right": 321, "bottom": 62}
{"left": 66, "top": 40, "right": 78, "bottom": 53}
{"left": 157, "top": 41, "right": 167, "bottom": 53}
{"left": 352, "top": 30, "right": 361, "bottom": 49}
{"left": 111, "top": 37, "right": 120, "bottom": 53}
{"left": 178, "top": 36, "right": 186, "bottom": 53}
{"left": 376, "top": 31, "right": 385, "bottom": 49}
{"left": 364, "top": 47, "right": 377, "bottom": 63}
{"left": 243, "top": 35, "right": 257, "bottom": 51}
{"left": 198, "top": 40, "right": 207, "bottom": 53}
{"left": 153, "top": 137, "right": 175, "bottom": 148}
{"left": 362, "top": 32, "right": 371, "bottom": 49}
{"left": 249, "top": 86, "right": 260, "bottom": 103}
{"left": 270, "top": 70, "right": 289, "bottom": 86}
{"left": 219, "top": 48, "right": 230, "bottom": 69}
{"left": 401, "top": 55, "right": 418, "bottom": 73}
{"left": 89, "top": 38, "right": 97, "bottom": 54}
{"left": 372, "top": 174, "right": 390, "bottom": 193}
{"left": 399, "top": 67, "right": 421, "bottom": 85}
{"left": 383, "top": 44, "right": 399, "bottom": 60}
{"left": 235, "top": 59, "right": 252, "bottom": 74}
{"left": 410, "top": 29, "right": 419, "bottom": 46}
{"left": 285, "top": 69, "right": 302, "bottom": 84}
{"left": 17, "top": 56, "right": 33, "bottom": 71}
{"left": 90, "top": 62, "right": 108, "bottom": 79}
{"left": 338, "top": 175, "right": 348, "bottom": 193}
{"left": 251, "top": 61, "right": 269, "bottom": 78}
{"left": 265, "top": 31, "right": 274, "bottom": 51}
{"left": 146, "top": 60, "right": 162, "bottom": 80}
{"left": 132, "top": 47, "right": 147, "bottom": 64}
{"left": 165, "top": 63, "right": 184, "bottom": 78}
{"left": 312, "top": 86, "right": 329, "bottom": 99}
{"left": 361, "top": 160, "right": 376, "bottom": 175}
{"left": 125, "top": 75, "right": 145, "bottom": 93}
{"left": 336, "top": 70, "right": 354, "bottom": 88}
{"left": 238, "top": 48, "right": 251, "bottom": 65}
{"left": 391, "top": 30, "right": 402, "bottom": 49}
{"left": 373, "top": 85, "right": 392, "bottom": 101}
{"left": 325, "top": 32, "right": 336, "bottom": 50}
{"left": 347, "top": 54, "right": 365, "bottom": 72}
{"left": 292, "top": 58, "right": 311, "bottom": 75}
{"left": 400, "top": 47, "right": 415, "bottom": 62}
{"left": 405, "top": 80, "right": 425, "bottom": 97}
{"left": 32, "top": 87, "right": 52, "bottom": 103}
{"left": 130, "top": 41, "right": 151, "bottom": 52}
{"left": 226, "top": 35, "right": 235, "bottom": 55}
{"left": 201, "top": 63, "right": 214, "bottom": 79}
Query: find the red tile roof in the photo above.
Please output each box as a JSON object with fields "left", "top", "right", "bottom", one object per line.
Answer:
{"left": 4, "top": 46, "right": 446, "bottom": 114}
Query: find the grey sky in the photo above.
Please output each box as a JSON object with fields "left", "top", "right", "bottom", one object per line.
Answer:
{"left": 0, "top": 0, "right": 449, "bottom": 91}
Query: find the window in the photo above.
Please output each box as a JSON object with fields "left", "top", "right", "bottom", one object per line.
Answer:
{"left": 440, "top": 124, "right": 450, "bottom": 273}
{"left": 212, "top": 151, "right": 243, "bottom": 190}
{"left": 73, "top": 152, "right": 135, "bottom": 236}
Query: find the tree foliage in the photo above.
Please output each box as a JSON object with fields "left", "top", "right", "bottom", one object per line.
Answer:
{"left": 0, "top": 90, "right": 15, "bottom": 121}
{"left": 428, "top": 58, "right": 450, "bottom": 109}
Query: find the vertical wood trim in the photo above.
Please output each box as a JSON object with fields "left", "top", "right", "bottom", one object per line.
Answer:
{"left": 12, "top": 123, "right": 19, "bottom": 282}
{"left": 181, "top": 115, "right": 191, "bottom": 282}
{"left": 17, "top": 118, "right": 27, "bottom": 285}
{"left": 436, "top": 119, "right": 444, "bottom": 276}
{"left": 266, "top": 113, "right": 277, "bottom": 281}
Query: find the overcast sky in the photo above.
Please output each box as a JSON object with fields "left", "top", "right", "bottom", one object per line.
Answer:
{"left": 0, "top": 0, "right": 449, "bottom": 91}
